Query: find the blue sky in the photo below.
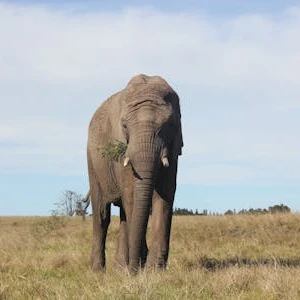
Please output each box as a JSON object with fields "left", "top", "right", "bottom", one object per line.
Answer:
{"left": 1, "top": 0, "right": 300, "bottom": 215}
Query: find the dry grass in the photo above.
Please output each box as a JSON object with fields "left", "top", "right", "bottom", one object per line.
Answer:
{"left": 1, "top": 214, "right": 300, "bottom": 299}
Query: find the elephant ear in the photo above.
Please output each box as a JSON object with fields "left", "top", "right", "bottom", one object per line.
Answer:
{"left": 168, "top": 92, "right": 183, "bottom": 158}
{"left": 174, "top": 106, "right": 183, "bottom": 157}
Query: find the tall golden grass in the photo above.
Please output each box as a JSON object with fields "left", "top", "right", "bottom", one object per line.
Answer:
{"left": 1, "top": 214, "right": 300, "bottom": 299}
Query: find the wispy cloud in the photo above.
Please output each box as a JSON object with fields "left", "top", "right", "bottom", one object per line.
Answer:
{"left": 1, "top": 2, "right": 300, "bottom": 185}
{"left": 0, "top": 121, "right": 86, "bottom": 174}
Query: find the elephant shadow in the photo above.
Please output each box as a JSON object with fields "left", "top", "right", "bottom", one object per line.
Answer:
{"left": 184, "top": 256, "right": 300, "bottom": 271}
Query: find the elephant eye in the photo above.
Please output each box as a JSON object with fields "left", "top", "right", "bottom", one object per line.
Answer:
{"left": 122, "top": 121, "right": 127, "bottom": 130}
{"left": 122, "top": 121, "right": 129, "bottom": 142}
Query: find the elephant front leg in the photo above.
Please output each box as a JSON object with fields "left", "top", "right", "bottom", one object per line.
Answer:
{"left": 114, "top": 202, "right": 148, "bottom": 269}
{"left": 146, "top": 191, "right": 173, "bottom": 269}
{"left": 115, "top": 206, "right": 129, "bottom": 268}
{"left": 91, "top": 202, "right": 111, "bottom": 272}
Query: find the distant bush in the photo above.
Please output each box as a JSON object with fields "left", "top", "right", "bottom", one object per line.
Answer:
{"left": 173, "top": 208, "right": 208, "bottom": 216}
{"left": 173, "top": 208, "right": 194, "bottom": 215}
{"left": 224, "top": 210, "right": 234, "bottom": 215}
{"left": 268, "top": 204, "right": 291, "bottom": 214}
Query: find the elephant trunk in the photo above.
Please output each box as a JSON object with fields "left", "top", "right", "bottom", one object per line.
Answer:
{"left": 127, "top": 128, "right": 159, "bottom": 273}
{"left": 129, "top": 171, "right": 153, "bottom": 273}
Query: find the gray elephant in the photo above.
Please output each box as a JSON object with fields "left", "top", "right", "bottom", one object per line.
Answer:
{"left": 87, "top": 74, "right": 183, "bottom": 273}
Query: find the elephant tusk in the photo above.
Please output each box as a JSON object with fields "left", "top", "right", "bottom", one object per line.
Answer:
{"left": 124, "top": 157, "right": 130, "bottom": 167}
{"left": 162, "top": 157, "right": 169, "bottom": 168}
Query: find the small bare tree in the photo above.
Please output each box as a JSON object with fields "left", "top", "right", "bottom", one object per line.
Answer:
{"left": 53, "top": 190, "right": 86, "bottom": 216}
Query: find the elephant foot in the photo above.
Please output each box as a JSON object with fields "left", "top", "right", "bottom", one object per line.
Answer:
{"left": 91, "top": 261, "right": 105, "bottom": 272}
{"left": 146, "top": 253, "right": 168, "bottom": 270}
{"left": 91, "top": 254, "right": 105, "bottom": 272}
{"left": 114, "top": 257, "right": 128, "bottom": 271}
{"left": 128, "top": 260, "right": 140, "bottom": 275}
{"left": 140, "top": 245, "right": 148, "bottom": 269}
{"left": 145, "top": 263, "right": 166, "bottom": 272}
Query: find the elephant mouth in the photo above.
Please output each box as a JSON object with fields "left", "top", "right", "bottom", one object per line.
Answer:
{"left": 123, "top": 151, "right": 169, "bottom": 173}
{"left": 124, "top": 153, "right": 168, "bottom": 182}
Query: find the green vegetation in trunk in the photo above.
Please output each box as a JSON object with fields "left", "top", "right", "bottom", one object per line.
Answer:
{"left": 99, "top": 141, "right": 127, "bottom": 162}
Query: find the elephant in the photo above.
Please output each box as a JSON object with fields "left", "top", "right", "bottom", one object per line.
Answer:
{"left": 87, "top": 74, "right": 183, "bottom": 273}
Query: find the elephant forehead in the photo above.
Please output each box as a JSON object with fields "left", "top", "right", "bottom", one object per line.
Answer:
{"left": 124, "top": 86, "right": 174, "bottom": 110}
{"left": 123, "top": 100, "right": 173, "bottom": 124}
{"left": 136, "top": 104, "right": 172, "bottom": 121}
{"left": 121, "top": 82, "right": 178, "bottom": 124}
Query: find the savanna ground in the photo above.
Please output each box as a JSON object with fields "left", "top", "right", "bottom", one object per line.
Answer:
{"left": 1, "top": 214, "right": 300, "bottom": 299}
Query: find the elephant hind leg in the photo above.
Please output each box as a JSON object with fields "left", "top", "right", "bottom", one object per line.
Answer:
{"left": 140, "top": 237, "right": 148, "bottom": 269}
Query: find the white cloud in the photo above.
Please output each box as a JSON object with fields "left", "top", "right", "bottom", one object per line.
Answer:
{"left": 0, "top": 2, "right": 300, "bottom": 185}
{"left": 0, "top": 120, "right": 87, "bottom": 174}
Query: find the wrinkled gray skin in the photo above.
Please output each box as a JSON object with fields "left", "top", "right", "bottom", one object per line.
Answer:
{"left": 87, "top": 74, "right": 183, "bottom": 273}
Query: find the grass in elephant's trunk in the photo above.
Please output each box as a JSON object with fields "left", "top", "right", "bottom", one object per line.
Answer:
{"left": 99, "top": 141, "right": 127, "bottom": 161}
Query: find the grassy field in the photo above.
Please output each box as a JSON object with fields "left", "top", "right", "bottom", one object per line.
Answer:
{"left": 1, "top": 214, "right": 300, "bottom": 299}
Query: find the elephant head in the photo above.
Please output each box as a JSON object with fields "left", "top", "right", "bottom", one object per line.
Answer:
{"left": 122, "top": 75, "right": 183, "bottom": 166}
{"left": 119, "top": 75, "right": 183, "bottom": 272}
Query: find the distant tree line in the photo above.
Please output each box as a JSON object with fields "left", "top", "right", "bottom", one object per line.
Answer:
{"left": 224, "top": 204, "right": 291, "bottom": 215}
{"left": 173, "top": 204, "right": 291, "bottom": 216}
